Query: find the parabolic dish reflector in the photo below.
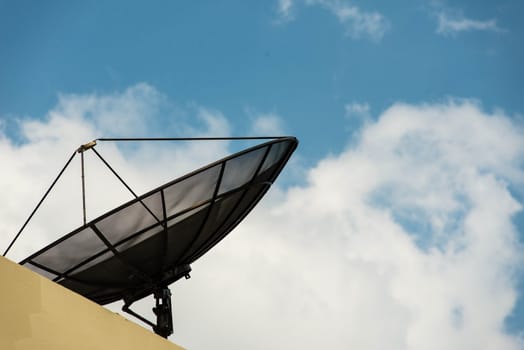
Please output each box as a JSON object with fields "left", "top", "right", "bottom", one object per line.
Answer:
{"left": 20, "top": 137, "right": 298, "bottom": 306}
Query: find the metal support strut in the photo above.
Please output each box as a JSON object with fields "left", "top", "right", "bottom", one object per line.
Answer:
{"left": 3, "top": 150, "right": 78, "bottom": 257}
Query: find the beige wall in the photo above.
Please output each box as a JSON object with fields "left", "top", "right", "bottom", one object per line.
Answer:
{"left": 0, "top": 256, "right": 184, "bottom": 350}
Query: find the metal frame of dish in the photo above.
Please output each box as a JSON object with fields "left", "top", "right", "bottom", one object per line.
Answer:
{"left": 18, "top": 137, "right": 298, "bottom": 338}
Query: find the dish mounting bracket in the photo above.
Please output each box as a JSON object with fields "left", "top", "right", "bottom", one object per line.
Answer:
{"left": 122, "top": 286, "right": 174, "bottom": 338}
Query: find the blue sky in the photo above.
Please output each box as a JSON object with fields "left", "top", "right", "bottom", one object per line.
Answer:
{"left": 2, "top": 1, "right": 523, "bottom": 159}
{"left": 1, "top": 1, "right": 524, "bottom": 349}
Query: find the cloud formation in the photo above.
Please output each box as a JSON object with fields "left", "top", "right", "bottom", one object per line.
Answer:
{"left": 185, "top": 99, "right": 523, "bottom": 350}
{"left": 1, "top": 86, "right": 523, "bottom": 349}
{"left": 276, "top": 0, "right": 389, "bottom": 41}
{"left": 248, "top": 112, "right": 286, "bottom": 135}
{"left": 436, "top": 11, "right": 503, "bottom": 35}
{"left": 276, "top": 0, "right": 295, "bottom": 21}
{"left": 345, "top": 101, "right": 371, "bottom": 119}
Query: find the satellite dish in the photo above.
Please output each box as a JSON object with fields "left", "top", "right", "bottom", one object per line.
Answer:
{"left": 17, "top": 137, "right": 298, "bottom": 338}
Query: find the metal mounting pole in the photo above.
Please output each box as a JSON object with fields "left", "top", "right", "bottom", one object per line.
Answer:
{"left": 81, "top": 150, "right": 86, "bottom": 226}
{"left": 153, "top": 287, "right": 174, "bottom": 338}
{"left": 77, "top": 140, "right": 96, "bottom": 226}
{"left": 122, "top": 286, "right": 174, "bottom": 339}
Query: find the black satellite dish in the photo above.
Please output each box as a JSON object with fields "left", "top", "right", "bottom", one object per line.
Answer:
{"left": 15, "top": 136, "right": 298, "bottom": 338}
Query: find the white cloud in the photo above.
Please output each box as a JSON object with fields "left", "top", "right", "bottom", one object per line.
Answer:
{"left": 277, "top": 0, "right": 295, "bottom": 21}
{"left": 276, "top": 0, "right": 389, "bottom": 41}
{"left": 171, "top": 99, "right": 524, "bottom": 349}
{"left": 436, "top": 11, "right": 503, "bottom": 35}
{"left": 345, "top": 101, "right": 371, "bottom": 119}
{"left": 54, "top": 83, "right": 164, "bottom": 137}
{"left": 317, "top": 0, "right": 389, "bottom": 41}
{"left": 249, "top": 113, "right": 285, "bottom": 135}
{"left": 1, "top": 87, "right": 524, "bottom": 349}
